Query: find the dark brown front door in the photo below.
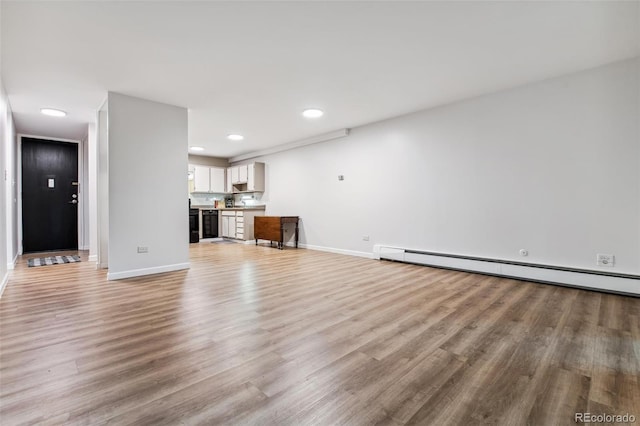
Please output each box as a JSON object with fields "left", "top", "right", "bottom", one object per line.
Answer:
{"left": 22, "top": 137, "right": 78, "bottom": 253}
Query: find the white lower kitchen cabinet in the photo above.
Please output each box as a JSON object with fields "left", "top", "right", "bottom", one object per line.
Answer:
{"left": 221, "top": 211, "right": 236, "bottom": 238}
{"left": 219, "top": 209, "right": 264, "bottom": 240}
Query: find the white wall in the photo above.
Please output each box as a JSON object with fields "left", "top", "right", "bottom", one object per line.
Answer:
{"left": 97, "top": 106, "right": 109, "bottom": 268}
{"left": 106, "top": 92, "right": 189, "bottom": 279}
{"left": 249, "top": 58, "right": 640, "bottom": 276}
{"left": 78, "top": 131, "right": 90, "bottom": 250}
{"left": 0, "top": 82, "right": 8, "bottom": 292}
{"left": 0, "top": 0, "right": 4, "bottom": 290}
{"left": 88, "top": 122, "right": 98, "bottom": 262}
{"left": 1, "top": 78, "right": 17, "bottom": 293}
{"left": 6, "top": 96, "right": 17, "bottom": 269}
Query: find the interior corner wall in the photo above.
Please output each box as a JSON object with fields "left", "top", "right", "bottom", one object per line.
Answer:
{"left": 254, "top": 57, "right": 640, "bottom": 278}
{"left": 106, "top": 92, "right": 189, "bottom": 280}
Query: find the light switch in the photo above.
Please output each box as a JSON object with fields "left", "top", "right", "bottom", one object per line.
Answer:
{"left": 48, "top": 178, "right": 55, "bottom": 188}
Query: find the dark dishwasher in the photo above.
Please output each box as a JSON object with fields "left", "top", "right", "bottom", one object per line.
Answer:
{"left": 202, "top": 210, "right": 219, "bottom": 238}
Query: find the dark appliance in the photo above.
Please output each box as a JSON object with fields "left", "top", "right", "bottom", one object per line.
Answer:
{"left": 189, "top": 208, "right": 199, "bottom": 243}
{"left": 202, "top": 209, "right": 219, "bottom": 238}
{"left": 225, "top": 196, "right": 234, "bottom": 208}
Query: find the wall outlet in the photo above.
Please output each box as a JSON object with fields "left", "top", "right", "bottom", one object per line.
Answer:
{"left": 362, "top": 235, "right": 370, "bottom": 241}
{"left": 137, "top": 246, "right": 149, "bottom": 254}
{"left": 338, "top": 175, "right": 344, "bottom": 181}
{"left": 596, "top": 253, "right": 614, "bottom": 267}
{"left": 519, "top": 249, "right": 528, "bottom": 256}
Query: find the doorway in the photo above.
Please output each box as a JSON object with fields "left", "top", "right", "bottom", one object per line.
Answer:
{"left": 21, "top": 137, "right": 79, "bottom": 253}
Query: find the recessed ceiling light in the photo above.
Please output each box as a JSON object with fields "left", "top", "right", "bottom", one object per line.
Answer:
{"left": 40, "top": 108, "right": 67, "bottom": 117}
{"left": 190, "top": 146, "right": 204, "bottom": 152}
{"left": 302, "top": 108, "right": 324, "bottom": 118}
{"left": 227, "top": 134, "right": 244, "bottom": 141}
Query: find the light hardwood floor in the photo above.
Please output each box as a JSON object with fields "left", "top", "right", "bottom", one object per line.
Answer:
{"left": 1, "top": 243, "right": 638, "bottom": 425}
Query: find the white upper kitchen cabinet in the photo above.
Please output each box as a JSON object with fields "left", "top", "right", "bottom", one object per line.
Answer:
{"left": 226, "top": 167, "right": 232, "bottom": 193}
{"left": 191, "top": 165, "right": 226, "bottom": 193}
{"left": 247, "top": 162, "right": 265, "bottom": 192}
{"left": 231, "top": 164, "right": 248, "bottom": 184}
{"left": 238, "top": 165, "right": 248, "bottom": 183}
{"left": 209, "top": 167, "right": 226, "bottom": 193}
{"left": 193, "top": 165, "right": 210, "bottom": 193}
{"left": 231, "top": 166, "right": 239, "bottom": 184}
{"left": 188, "top": 165, "right": 195, "bottom": 193}
{"left": 227, "top": 162, "right": 265, "bottom": 193}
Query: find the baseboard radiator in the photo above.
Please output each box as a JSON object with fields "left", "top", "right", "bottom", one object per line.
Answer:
{"left": 373, "top": 245, "right": 639, "bottom": 297}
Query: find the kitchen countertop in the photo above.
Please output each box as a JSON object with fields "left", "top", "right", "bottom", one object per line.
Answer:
{"left": 191, "top": 205, "right": 266, "bottom": 211}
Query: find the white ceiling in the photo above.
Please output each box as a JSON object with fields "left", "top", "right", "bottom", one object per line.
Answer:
{"left": 2, "top": 1, "right": 638, "bottom": 158}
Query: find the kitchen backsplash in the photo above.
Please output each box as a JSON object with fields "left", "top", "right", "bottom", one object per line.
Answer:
{"left": 189, "top": 193, "right": 219, "bottom": 206}
{"left": 236, "top": 193, "right": 262, "bottom": 207}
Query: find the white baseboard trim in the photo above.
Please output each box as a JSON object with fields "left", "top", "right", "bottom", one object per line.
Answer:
{"left": 7, "top": 252, "right": 18, "bottom": 270}
{"left": 88, "top": 255, "right": 98, "bottom": 262}
{"left": 0, "top": 272, "right": 9, "bottom": 298}
{"left": 373, "top": 244, "right": 639, "bottom": 296}
{"left": 107, "top": 262, "right": 190, "bottom": 281}
{"left": 299, "top": 243, "right": 373, "bottom": 259}
{"left": 253, "top": 239, "right": 372, "bottom": 258}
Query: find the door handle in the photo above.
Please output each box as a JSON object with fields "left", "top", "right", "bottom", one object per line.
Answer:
{"left": 69, "top": 200, "right": 78, "bottom": 204}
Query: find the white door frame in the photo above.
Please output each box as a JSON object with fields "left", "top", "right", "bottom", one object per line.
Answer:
{"left": 17, "top": 133, "right": 86, "bottom": 254}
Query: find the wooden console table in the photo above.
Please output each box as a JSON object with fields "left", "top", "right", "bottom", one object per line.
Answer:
{"left": 254, "top": 216, "right": 299, "bottom": 249}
